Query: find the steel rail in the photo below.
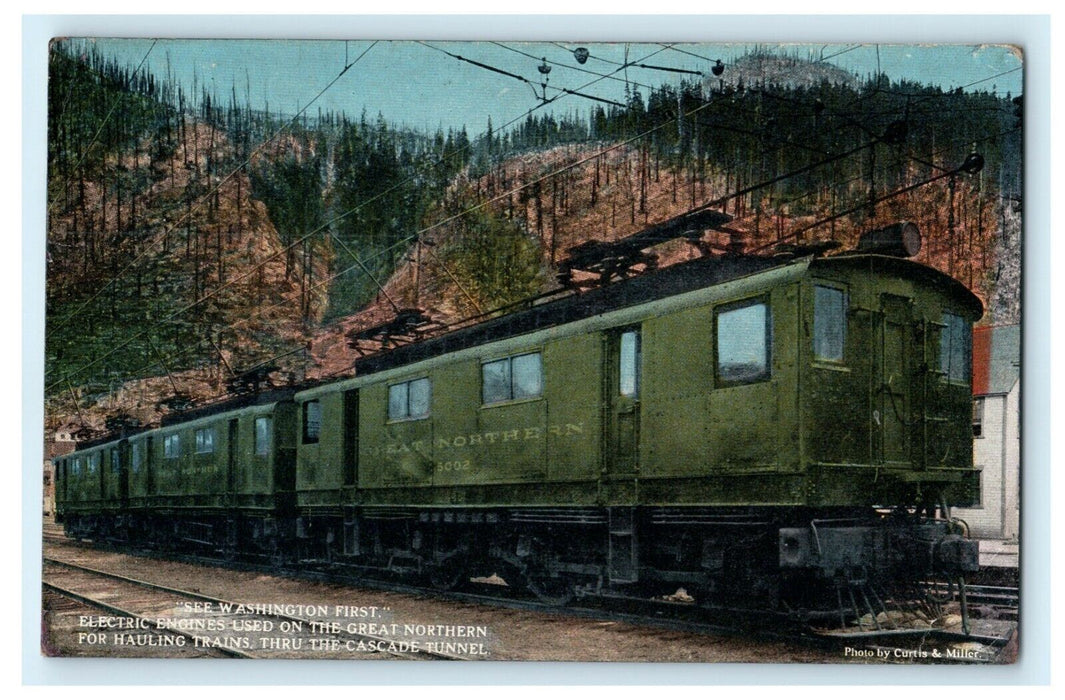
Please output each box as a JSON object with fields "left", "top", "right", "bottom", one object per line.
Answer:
{"left": 44, "top": 538, "right": 1013, "bottom": 662}
{"left": 41, "top": 579, "right": 252, "bottom": 658}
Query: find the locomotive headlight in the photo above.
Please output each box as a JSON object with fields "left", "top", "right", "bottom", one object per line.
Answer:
{"left": 856, "top": 222, "right": 922, "bottom": 258}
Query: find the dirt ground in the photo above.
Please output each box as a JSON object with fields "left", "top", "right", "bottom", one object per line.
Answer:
{"left": 41, "top": 538, "right": 837, "bottom": 663}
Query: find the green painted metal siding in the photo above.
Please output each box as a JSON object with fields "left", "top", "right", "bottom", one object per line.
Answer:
{"left": 135, "top": 402, "right": 289, "bottom": 506}
{"left": 61, "top": 442, "right": 117, "bottom": 510}
{"left": 101, "top": 444, "right": 124, "bottom": 503}
{"left": 288, "top": 255, "right": 978, "bottom": 510}
{"left": 233, "top": 405, "right": 291, "bottom": 496}
{"left": 128, "top": 438, "right": 150, "bottom": 499}
{"left": 800, "top": 263, "right": 980, "bottom": 505}
{"left": 543, "top": 333, "right": 602, "bottom": 482}
{"left": 351, "top": 332, "right": 602, "bottom": 494}
{"left": 640, "top": 283, "right": 800, "bottom": 489}
{"left": 361, "top": 376, "right": 435, "bottom": 487}
{"left": 296, "top": 393, "right": 345, "bottom": 495}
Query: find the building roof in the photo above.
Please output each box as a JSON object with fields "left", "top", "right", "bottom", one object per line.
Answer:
{"left": 972, "top": 324, "right": 1020, "bottom": 396}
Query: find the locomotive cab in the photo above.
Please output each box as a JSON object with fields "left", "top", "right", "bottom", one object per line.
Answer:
{"left": 802, "top": 254, "right": 983, "bottom": 507}
{"left": 776, "top": 254, "right": 984, "bottom": 620}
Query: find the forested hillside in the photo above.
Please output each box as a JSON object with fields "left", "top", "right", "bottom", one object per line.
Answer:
{"left": 45, "top": 42, "right": 1022, "bottom": 432}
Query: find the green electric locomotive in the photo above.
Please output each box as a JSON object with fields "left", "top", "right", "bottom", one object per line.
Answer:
{"left": 54, "top": 220, "right": 982, "bottom": 624}
{"left": 56, "top": 390, "right": 298, "bottom": 561}
{"left": 286, "top": 223, "right": 981, "bottom": 612}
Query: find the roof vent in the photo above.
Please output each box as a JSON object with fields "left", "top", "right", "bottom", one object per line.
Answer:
{"left": 856, "top": 222, "right": 922, "bottom": 258}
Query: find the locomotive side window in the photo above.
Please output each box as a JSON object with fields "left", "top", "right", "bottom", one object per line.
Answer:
{"left": 388, "top": 377, "right": 431, "bottom": 420}
{"left": 619, "top": 330, "right": 641, "bottom": 397}
{"left": 163, "top": 434, "right": 181, "bottom": 459}
{"left": 255, "top": 417, "right": 272, "bottom": 456}
{"left": 512, "top": 353, "right": 543, "bottom": 399}
{"left": 716, "top": 300, "right": 771, "bottom": 385}
{"left": 302, "top": 400, "right": 322, "bottom": 444}
{"left": 110, "top": 448, "right": 120, "bottom": 474}
{"left": 813, "top": 285, "right": 847, "bottom": 362}
{"left": 483, "top": 352, "right": 543, "bottom": 404}
{"left": 194, "top": 428, "right": 216, "bottom": 454}
{"left": 88, "top": 453, "right": 99, "bottom": 474}
{"left": 131, "top": 443, "right": 141, "bottom": 474}
{"left": 482, "top": 359, "right": 510, "bottom": 403}
{"left": 940, "top": 312, "right": 971, "bottom": 383}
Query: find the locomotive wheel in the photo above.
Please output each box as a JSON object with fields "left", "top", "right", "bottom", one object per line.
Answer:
{"left": 525, "top": 565, "right": 575, "bottom": 606}
{"left": 428, "top": 551, "right": 468, "bottom": 591}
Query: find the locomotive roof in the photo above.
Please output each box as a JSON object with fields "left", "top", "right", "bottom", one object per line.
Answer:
{"left": 65, "top": 387, "right": 296, "bottom": 453}
{"left": 353, "top": 253, "right": 782, "bottom": 378}
{"left": 59, "top": 251, "right": 979, "bottom": 440}
{"left": 156, "top": 387, "right": 296, "bottom": 427}
{"left": 812, "top": 254, "right": 984, "bottom": 318}
{"left": 335, "top": 251, "right": 984, "bottom": 385}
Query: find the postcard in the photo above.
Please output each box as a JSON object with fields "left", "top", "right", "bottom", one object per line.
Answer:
{"left": 39, "top": 36, "right": 1022, "bottom": 666}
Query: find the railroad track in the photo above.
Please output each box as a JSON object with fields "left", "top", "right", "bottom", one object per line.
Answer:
{"left": 924, "top": 581, "right": 1019, "bottom": 622}
{"left": 42, "top": 556, "right": 469, "bottom": 660}
{"left": 954, "top": 583, "right": 1019, "bottom": 608}
{"left": 41, "top": 586, "right": 224, "bottom": 658}
{"left": 43, "top": 534, "right": 1016, "bottom": 663}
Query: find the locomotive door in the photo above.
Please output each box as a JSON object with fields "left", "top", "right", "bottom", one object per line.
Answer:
{"left": 226, "top": 419, "right": 238, "bottom": 495}
{"left": 605, "top": 328, "right": 641, "bottom": 584}
{"left": 878, "top": 294, "right": 913, "bottom": 466}
{"left": 606, "top": 328, "right": 641, "bottom": 479}
{"left": 145, "top": 436, "right": 155, "bottom": 496}
{"left": 343, "top": 389, "right": 359, "bottom": 486}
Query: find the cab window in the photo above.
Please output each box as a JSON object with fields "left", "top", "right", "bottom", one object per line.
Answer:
{"left": 302, "top": 401, "right": 322, "bottom": 444}
{"left": 255, "top": 417, "right": 272, "bottom": 456}
{"left": 813, "top": 285, "right": 847, "bottom": 362}
{"left": 163, "top": 434, "right": 181, "bottom": 459}
{"left": 619, "top": 330, "right": 641, "bottom": 398}
{"left": 940, "top": 312, "right": 971, "bottom": 383}
{"left": 716, "top": 299, "right": 771, "bottom": 385}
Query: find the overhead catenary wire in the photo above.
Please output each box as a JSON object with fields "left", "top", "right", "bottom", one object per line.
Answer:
{"left": 51, "top": 99, "right": 868, "bottom": 400}
{"left": 417, "top": 42, "right": 543, "bottom": 102}
{"left": 486, "top": 47, "right": 1013, "bottom": 180}
{"left": 746, "top": 151, "right": 995, "bottom": 255}
{"left": 51, "top": 39, "right": 658, "bottom": 345}
{"left": 49, "top": 44, "right": 1020, "bottom": 404}
{"left": 46, "top": 43, "right": 679, "bottom": 394}
{"left": 663, "top": 43, "right": 1021, "bottom": 102}
{"left": 76, "top": 229, "right": 423, "bottom": 397}
{"left": 249, "top": 102, "right": 896, "bottom": 347}
{"left": 421, "top": 41, "right": 643, "bottom": 109}
{"left": 66, "top": 36, "right": 870, "bottom": 358}
{"left": 818, "top": 45, "right": 862, "bottom": 63}
{"left": 57, "top": 119, "right": 1016, "bottom": 412}
{"left": 731, "top": 115, "right": 1009, "bottom": 220}
{"left": 53, "top": 107, "right": 707, "bottom": 397}
{"left": 496, "top": 42, "right": 701, "bottom": 85}
{"left": 50, "top": 41, "right": 379, "bottom": 335}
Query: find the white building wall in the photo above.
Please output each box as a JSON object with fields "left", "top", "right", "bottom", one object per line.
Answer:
{"left": 953, "top": 380, "right": 1020, "bottom": 540}
{"left": 1001, "top": 381, "right": 1020, "bottom": 539}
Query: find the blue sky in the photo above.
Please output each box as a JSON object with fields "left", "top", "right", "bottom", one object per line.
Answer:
{"left": 63, "top": 39, "right": 1023, "bottom": 138}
